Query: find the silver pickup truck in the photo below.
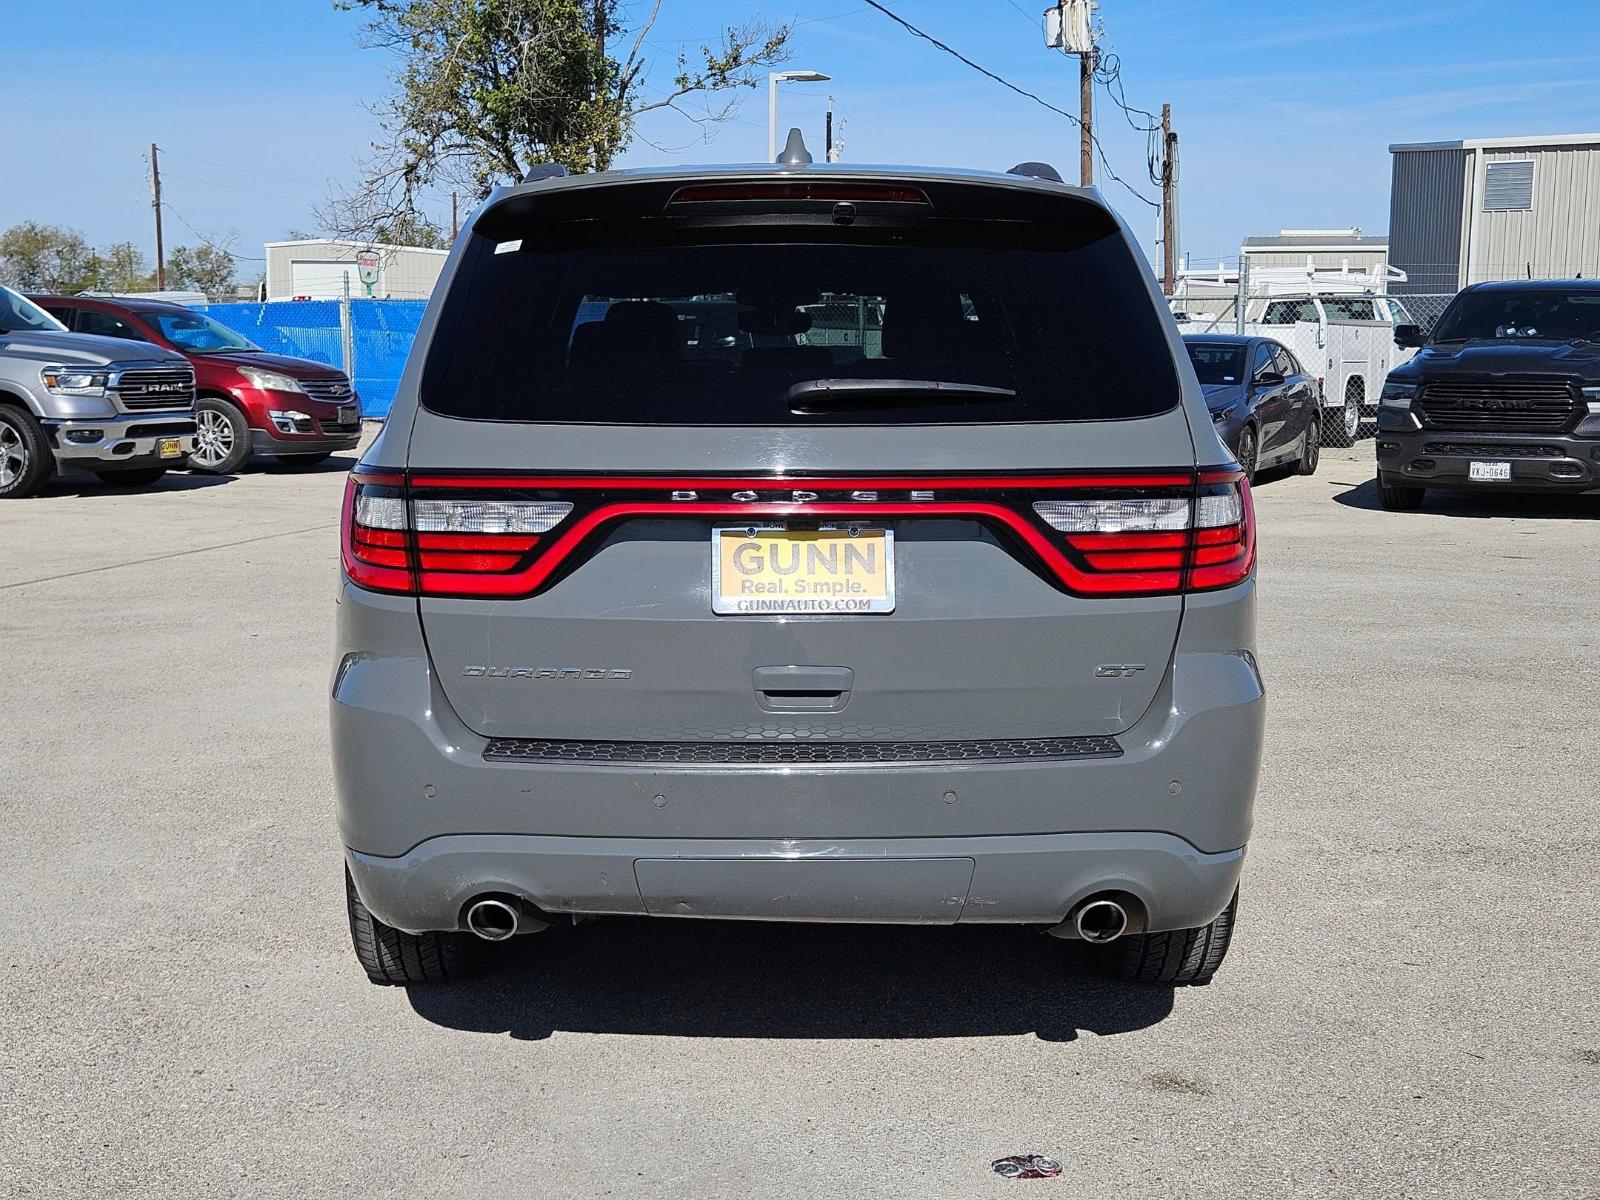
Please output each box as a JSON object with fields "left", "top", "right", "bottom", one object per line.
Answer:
{"left": 0, "top": 284, "right": 197, "bottom": 499}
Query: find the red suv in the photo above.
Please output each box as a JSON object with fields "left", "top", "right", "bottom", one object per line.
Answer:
{"left": 31, "top": 295, "right": 361, "bottom": 473}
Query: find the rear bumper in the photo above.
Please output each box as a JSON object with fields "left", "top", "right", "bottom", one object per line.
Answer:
{"left": 1377, "top": 418, "right": 1600, "bottom": 491}
{"left": 347, "top": 831, "right": 1245, "bottom": 934}
{"left": 45, "top": 413, "right": 197, "bottom": 468}
{"left": 331, "top": 580, "right": 1264, "bottom": 930}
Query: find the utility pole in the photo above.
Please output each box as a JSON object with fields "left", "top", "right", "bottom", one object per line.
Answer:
{"left": 450, "top": 192, "right": 459, "bottom": 241}
{"left": 1045, "top": 2, "right": 1095, "bottom": 186}
{"left": 149, "top": 142, "right": 166, "bottom": 290}
{"left": 1079, "top": 50, "right": 1093, "bottom": 187}
{"left": 1160, "top": 103, "right": 1178, "bottom": 294}
{"left": 826, "top": 98, "right": 834, "bottom": 163}
{"left": 593, "top": 0, "right": 606, "bottom": 171}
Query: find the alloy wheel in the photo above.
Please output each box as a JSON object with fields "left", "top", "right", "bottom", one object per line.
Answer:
{"left": 193, "top": 408, "right": 235, "bottom": 469}
{"left": 1238, "top": 426, "right": 1257, "bottom": 481}
{"left": 0, "top": 418, "right": 26, "bottom": 488}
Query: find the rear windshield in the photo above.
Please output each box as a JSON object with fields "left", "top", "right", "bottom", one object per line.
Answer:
{"left": 422, "top": 207, "right": 1178, "bottom": 425}
{"left": 1430, "top": 289, "right": 1600, "bottom": 343}
{"left": 1185, "top": 342, "right": 1245, "bottom": 384}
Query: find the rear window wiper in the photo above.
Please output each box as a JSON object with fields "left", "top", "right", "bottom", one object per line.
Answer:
{"left": 786, "top": 378, "right": 1017, "bottom": 412}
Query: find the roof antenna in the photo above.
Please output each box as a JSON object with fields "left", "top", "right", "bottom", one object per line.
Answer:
{"left": 777, "top": 128, "right": 814, "bottom": 165}
{"left": 522, "top": 162, "right": 569, "bottom": 184}
{"left": 1007, "top": 161, "right": 1063, "bottom": 183}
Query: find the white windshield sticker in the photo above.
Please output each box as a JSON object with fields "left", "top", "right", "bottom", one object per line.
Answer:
{"left": 494, "top": 240, "right": 522, "bottom": 255}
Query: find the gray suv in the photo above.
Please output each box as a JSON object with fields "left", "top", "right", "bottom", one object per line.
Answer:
{"left": 0, "top": 286, "right": 196, "bottom": 498}
{"left": 333, "top": 161, "right": 1264, "bottom": 987}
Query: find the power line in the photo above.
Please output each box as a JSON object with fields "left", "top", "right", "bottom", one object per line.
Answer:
{"left": 858, "top": 0, "right": 1158, "bottom": 209}
{"left": 1094, "top": 51, "right": 1166, "bottom": 189}
{"left": 159, "top": 171, "right": 315, "bottom": 204}
{"left": 834, "top": 106, "right": 905, "bottom": 163}
{"left": 156, "top": 148, "right": 324, "bottom": 189}
{"left": 158, "top": 200, "right": 265, "bottom": 261}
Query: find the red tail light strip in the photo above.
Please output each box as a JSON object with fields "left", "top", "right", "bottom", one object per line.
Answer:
{"left": 343, "top": 469, "right": 1254, "bottom": 600}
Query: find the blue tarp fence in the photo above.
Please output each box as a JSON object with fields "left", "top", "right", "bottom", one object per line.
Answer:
{"left": 199, "top": 299, "right": 428, "bottom": 418}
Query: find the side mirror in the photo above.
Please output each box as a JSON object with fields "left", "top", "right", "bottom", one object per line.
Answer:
{"left": 1393, "top": 323, "right": 1423, "bottom": 348}
{"left": 1253, "top": 370, "right": 1284, "bottom": 388}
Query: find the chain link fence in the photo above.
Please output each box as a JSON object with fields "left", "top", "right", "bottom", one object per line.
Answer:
{"left": 1172, "top": 290, "right": 1461, "bottom": 445}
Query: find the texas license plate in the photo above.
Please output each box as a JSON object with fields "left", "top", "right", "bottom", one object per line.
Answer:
{"left": 712, "top": 526, "right": 895, "bottom": 614}
{"left": 157, "top": 437, "right": 183, "bottom": 459}
{"left": 1468, "top": 460, "right": 1511, "bottom": 481}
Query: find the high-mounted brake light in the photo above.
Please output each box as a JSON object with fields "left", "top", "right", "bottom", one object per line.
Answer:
{"left": 666, "top": 182, "right": 930, "bottom": 206}
{"left": 340, "top": 470, "right": 1254, "bottom": 600}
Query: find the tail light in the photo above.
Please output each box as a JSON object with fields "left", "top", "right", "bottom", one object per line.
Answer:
{"left": 1031, "top": 471, "right": 1253, "bottom": 595}
{"left": 341, "top": 469, "right": 1254, "bottom": 599}
{"left": 342, "top": 473, "right": 572, "bottom": 595}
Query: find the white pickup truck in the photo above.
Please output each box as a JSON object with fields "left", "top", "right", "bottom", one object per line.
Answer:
{"left": 1241, "top": 293, "right": 1419, "bottom": 446}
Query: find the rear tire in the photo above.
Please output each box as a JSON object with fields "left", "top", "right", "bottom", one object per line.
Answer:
{"left": 1236, "top": 423, "right": 1259, "bottom": 483}
{"left": 1377, "top": 473, "right": 1425, "bottom": 511}
{"left": 345, "top": 866, "right": 475, "bottom": 984}
{"left": 0, "top": 404, "right": 52, "bottom": 499}
{"left": 1093, "top": 889, "right": 1238, "bottom": 986}
{"left": 93, "top": 467, "right": 167, "bottom": 487}
{"left": 1295, "top": 416, "right": 1321, "bottom": 475}
{"left": 1324, "top": 380, "right": 1363, "bottom": 448}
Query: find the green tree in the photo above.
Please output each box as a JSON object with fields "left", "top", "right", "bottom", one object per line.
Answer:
{"left": 372, "top": 211, "right": 448, "bottom": 249}
{"left": 166, "top": 244, "right": 238, "bottom": 298}
{"left": 96, "top": 241, "right": 155, "bottom": 293}
{"left": 0, "top": 221, "right": 97, "bottom": 293}
{"left": 324, "top": 0, "right": 790, "bottom": 237}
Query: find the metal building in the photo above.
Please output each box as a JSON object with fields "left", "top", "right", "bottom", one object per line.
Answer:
{"left": 1388, "top": 133, "right": 1600, "bottom": 293}
{"left": 263, "top": 239, "right": 448, "bottom": 301}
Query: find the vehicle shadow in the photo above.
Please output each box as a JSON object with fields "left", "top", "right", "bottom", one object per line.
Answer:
{"left": 257, "top": 452, "right": 361, "bottom": 475}
{"left": 1334, "top": 476, "right": 1600, "bottom": 519}
{"left": 42, "top": 471, "right": 237, "bottom": 498}
{"left": 405, "top": 918, "right": 1176, "bottom": 1043}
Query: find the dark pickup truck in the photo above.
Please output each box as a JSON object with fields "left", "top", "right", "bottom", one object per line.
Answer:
{"left": 1375, "top": 279, "right": 1600, "bottom": 510}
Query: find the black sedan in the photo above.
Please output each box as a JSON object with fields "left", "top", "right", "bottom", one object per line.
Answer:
{"left": 1182, "top": 334, "right": 1322, "bottom": 480}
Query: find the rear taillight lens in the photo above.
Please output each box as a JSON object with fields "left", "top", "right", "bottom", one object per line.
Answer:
{"left": 1186, "top": 476, "right": 1255, "bottom": 591}
{"left": 1032, "top": 473, "right": 1254, "bottom": 595}
{"left": 343, "top": 473, "right": 413, "bottom": 593}
{"left": 341, "top": 473, "right": 573, "bottom": 595}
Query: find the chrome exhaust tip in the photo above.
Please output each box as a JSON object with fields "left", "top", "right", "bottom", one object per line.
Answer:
{"left": 464, "top": 897, "right": 522, "bottom": 942}
{"left": 1073, "top": 898, "right": 1130, "bottom": 944}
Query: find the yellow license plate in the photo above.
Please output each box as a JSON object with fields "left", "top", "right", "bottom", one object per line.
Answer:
{"left": 157, "top": 437, "right": 183, "bottom": 459}
{"left": 712, "top": 526, "right": 895, "bottom": 614}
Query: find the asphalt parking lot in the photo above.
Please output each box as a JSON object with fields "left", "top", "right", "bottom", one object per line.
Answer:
{"left": 3, "top": 443, "right": 1597, "bottom": 1199}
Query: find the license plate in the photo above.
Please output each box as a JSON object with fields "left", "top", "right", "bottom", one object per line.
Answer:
{"left": 1469, "top": 460, "right": 1511, "bottom": 481}
{"left": 157, "top": 437, "right": 183, "bottom": 459}
{"left": 712, "top": 526, "right": 895, "bottom": 614}
{"left": 338, "top": 406, "right": 357, "bottom": 424}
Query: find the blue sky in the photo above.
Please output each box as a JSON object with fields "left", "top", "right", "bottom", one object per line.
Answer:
{"left": 5, "top": 0, "right": 1598, "bottom": 276}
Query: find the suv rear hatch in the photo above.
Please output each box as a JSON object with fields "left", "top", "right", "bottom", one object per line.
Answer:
{"left": 350, "top": 173, "right": 1243, "bottom": 743}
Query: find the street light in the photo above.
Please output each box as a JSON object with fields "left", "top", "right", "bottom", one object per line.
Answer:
{"left": 768, "top": 69, "right": 831, "bottom": 162}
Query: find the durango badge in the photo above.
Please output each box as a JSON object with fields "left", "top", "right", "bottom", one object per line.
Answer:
{"left": 462, "top": 666, "right": 633, "bottom": 680}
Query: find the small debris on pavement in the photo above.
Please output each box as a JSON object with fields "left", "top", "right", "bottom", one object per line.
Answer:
{"left": 991, "top": 1155, "right": 1062, "bottom": 1179}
